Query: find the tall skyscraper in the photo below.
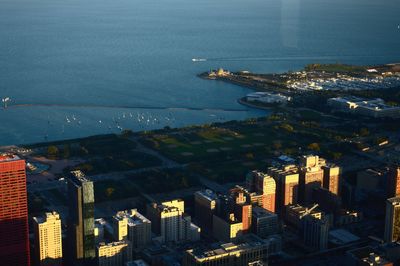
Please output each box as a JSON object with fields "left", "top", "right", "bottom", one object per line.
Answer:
{"left": 67, "top": 170, "right": 95, "bottom": 265}
{"left": 212, "top": 214, "right": 243, "bottom": 242}
{"left": 322, "top": 164, "right": 340, "bottom": 195}
{"left": 246, "top": 171, "right": 276, "bottom": 213}
{"left": 387, "top": 166, "right": 400, "bottom": 198}
{"left": 268, "top": 165, "right": 299, "bottom": 213}
{"left": 194, "top": 190, "right": 218, "bottom": 235}
{"left": 252, "top": 206, "right": 279, "bottom": 238}
{"left": 302, "top": 214, "right": 329, "bottom": 251}
{"left": 113, "top": 209, "right": 152, "bottom": 249}
{"left": 299, "top": 155, "right": 325, "bottom": 205}
{"left": 230, "top": 189, "right": 252, "bottom": 233}
{"left": 147, "top": 199, "right": 200, "bottom": 243}
{"left": 384, "top": 197, "right": 400, "bottom": 243}
{"left": 0, "top": 154, "right": 30, "bottom": 266}
{"left": 33, "top": 211, "right": 63, "bottom": 266}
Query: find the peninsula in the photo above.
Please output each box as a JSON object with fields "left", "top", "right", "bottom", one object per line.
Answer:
{"left": 200, "top": 63, "right": 400, "bottom": 116}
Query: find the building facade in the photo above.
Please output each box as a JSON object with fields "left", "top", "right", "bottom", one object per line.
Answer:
{"left": 230, "top": 189, "right": 252, "bottom": 233}
{"left": 387, "top": 166, "right": 400, "bottom": 198}
{"left": 299, "top": 155, "right": 325, "bottom": 205}
{"left": 67, "top": 170, "right": 95, "bottom": 264}
{"left": 113, "top": 209, "right": 152, "bottom": 249}
{"left": 97, "top": 240, "right": 132, "bottom": 266}
{"left": 183, "top": 234, "right": 281, "bottom": 266}
{"left": 194, "top": 190, "right": 218, "bottom": 234}
{"left": 384, "top": 197, "right": 400, "bottom": 243}
{"left": 268, "top": 165, "right": 299, "bottom": 213}
{"left": 322, "top": 164, "right": 340, "bottom": 196}
{"left": 33, "top": 212, "right": 63, "bottom": 266}
{"left": 246, "top": 171, "right": 276, "bottom": 213}
{"left": 147, "top": 200, "right": 200, "bottom": 243}
{"left": 0, "top": 154, "right": 30, "bottom": 266}
{"left": 252, "top": 206, "right": 279, "bottom": 238}
{"left": 212, "top": 214, "right": 243, "bottom": 242}
{"left": 302, "top": 215, "right": 329, "bottom": 251}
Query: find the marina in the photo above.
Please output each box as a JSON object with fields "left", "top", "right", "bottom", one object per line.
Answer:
{"left": 1, "top": 0, "right": 399, "bottom": 146}
{"left": 0, "top": 104, "right": 263, "bottom": 145}
{"left": 287, "top": 75, "right": 400, "bottom": 91}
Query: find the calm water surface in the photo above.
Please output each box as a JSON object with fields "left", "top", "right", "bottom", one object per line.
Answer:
{"left": 0, "top": 0, "right": 399, "bottom": 145}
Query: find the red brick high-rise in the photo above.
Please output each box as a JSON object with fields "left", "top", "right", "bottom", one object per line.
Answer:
{"left": 229, "top": 189, "right": 252, "bottom": 233}
{"left": 0, "top": 154, "right": 30, "bottom": 266}
{"left": 246, "top": 171, "right": 276, "bottom": 213}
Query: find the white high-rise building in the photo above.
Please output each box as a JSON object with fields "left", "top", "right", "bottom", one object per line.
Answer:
{"left": 33, "top": 211, "right": 63, "bottom": 266}
{"left": 113, "top": 209, "right": 152, "bottom": 249}
{"left": 147, "top": 200, "right": 200, "bottom": 243}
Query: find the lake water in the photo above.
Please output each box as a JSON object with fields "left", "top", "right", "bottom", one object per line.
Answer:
{"left": 0, "top": 0, "right": 399, "bottom": 145}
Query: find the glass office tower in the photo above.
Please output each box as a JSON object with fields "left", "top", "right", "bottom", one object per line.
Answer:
{"left": 67, "top": 170, "right": 95, "bottom": 265}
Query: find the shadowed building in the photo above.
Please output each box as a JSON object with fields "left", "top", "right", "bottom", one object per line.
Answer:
{"left": 246, "top": 171, "right": 276, "bottom": 213}
{"left": 230, "top": 188, "right": 252, "bottom": 233}
{"left": 303, "top": 214, "right": 329, "bottom": 251}
{"left": 387, "top": 166, "right": 400, "bottom": 198}
{"left": 33, "top": 211, "right": 63, "bottom": 266}
{"left": 267, "top": 164, "right": 299, "bottom": 213}
{"left": 346, "top": 246, "right": 393, "bottom": 266}
{"left": 299, "top": 155, "right": 325, "bottom": 205}
{"left": 322, "top": 164, "right": 341, "bottom": 196}
{"left": 212, "top": 214, "right": 243, "bottom": 242}
{"left": 147, "top": 199, "right": 200, "bottom": 243}
{"left": 194, "top": 190, "right": 219, "bottom": 235}
{"left": 285, "top": 204, "right": 323, "bottom": 229}
{"left": 384, "top": 197, "right": 400, "bottom": 243}
{"left": 252, "top": 206, "right": 279, "bottom": 238}
{"left": 0, "top": 154, "right": 30, "bottom": 266}
{"left": 183, "top": 234, "right": 281, "bottom": 266}
{"left": 67, "top": 170, "right": 95, "bottom": 265}
{"left": 312, "top": 188, "right": 341, "bottom": 214}
{"left": 113, "top": 209, "right": 151, "bottom": 249}
{"left": 96, "top": 240, "right": 132, "bottom": 266}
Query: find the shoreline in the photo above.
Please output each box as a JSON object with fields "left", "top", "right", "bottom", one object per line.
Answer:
{"left": 201, "top": 63, "right": 400, "bottom": 112}
{"left": 4, "top": 62, "right": 399, "bottom": 148}
{"left": 237, "top": 98, "right": 278, "bottom": 111}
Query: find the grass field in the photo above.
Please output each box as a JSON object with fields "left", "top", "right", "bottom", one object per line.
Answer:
{"left": 138, "top": 114, "right": 353, "bottom": 184}
{"left": 142, "top": 126, "right": 277, "bottom": 163}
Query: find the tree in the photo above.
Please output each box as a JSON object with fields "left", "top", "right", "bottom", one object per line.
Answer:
{"left": 105, "top": 187, "right": 115, "bottom": 198}
{"left": 47, "top": 145, "right": 59, "bottom": 158}
{"left": 245, "top": 153, "right": 254, "bottom": 159}
{"left": 273, "top": 141, "right": 282, "bottom": 150}
{"left": 331, "top": 152, "right": 343, "bottom": 160}
{"left": 308, "top": 142, "right": 320, "bottom": 151}
{"left": 76, "top": 163, "right": 93, "bottom": 173}
{"left": 63, "top": 144, "right": 71, "bottom": 159}
{"left": 181, "top": 176, "right": 189, "bottom": 188}
{"left": 280, "top": 123, "right": 294, "bottom": 132}
{"left": 359, "top": 128, "right": 370, "bottom": 137}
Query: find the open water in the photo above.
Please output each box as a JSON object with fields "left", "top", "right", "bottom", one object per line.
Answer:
{"left": 0, "top": 0, "right": 399, "bottom": 145}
